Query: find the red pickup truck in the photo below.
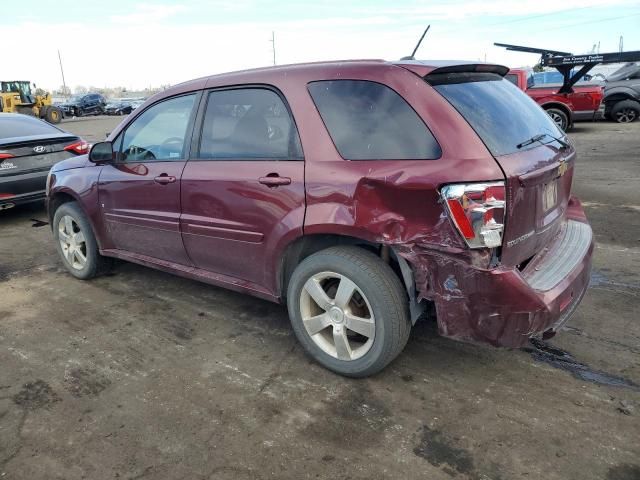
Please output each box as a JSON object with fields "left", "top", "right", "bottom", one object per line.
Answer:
{"left": 506, "top": 69, "right": 604, "bottom": 131}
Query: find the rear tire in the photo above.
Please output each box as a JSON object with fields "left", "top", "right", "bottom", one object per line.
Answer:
{"left": 545, "top": 108, "right": 569, "bottom": 132}
{"left": 53, "top": 202, "right": 112, "bottom": 280}
{"left": 611, "top": 100, "right": 639, "bottom": 123}
{"left": 287, "top": 246, "right": 411, "bottom": 377}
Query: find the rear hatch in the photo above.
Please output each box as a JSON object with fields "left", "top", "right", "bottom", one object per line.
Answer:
{"left": 425, "top": 66, "right": 575, "bottom": 267}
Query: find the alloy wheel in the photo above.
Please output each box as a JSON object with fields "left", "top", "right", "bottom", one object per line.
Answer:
{"left": 58, "top": 215, "right": 87, "bottom": 270}
{"left": 548, "top": 111, "right": 566, "bottom": 130}
{"left": 299, "top": 271, "right": 375, "bottom": 361}
{"left": 616, "top": 108, "right": 637, "bottom": 123}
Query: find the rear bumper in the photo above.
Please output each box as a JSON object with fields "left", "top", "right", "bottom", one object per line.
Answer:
{"left": 420, "top": 196, "right": 593, "bottom": 348}
{"left": 0, "top": 190, "right": 46, "bottom": 208}
{"left": 0, "top": 170, "right": 48, "bottom": 207}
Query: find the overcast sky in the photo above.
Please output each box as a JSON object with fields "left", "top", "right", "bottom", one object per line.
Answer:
{"left": 4, "top": 0, "right": 639, "bottom": 91}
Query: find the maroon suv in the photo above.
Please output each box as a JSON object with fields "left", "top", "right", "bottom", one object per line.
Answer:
{"left": 46, "top": 60, "right": 594, "bottom": 377}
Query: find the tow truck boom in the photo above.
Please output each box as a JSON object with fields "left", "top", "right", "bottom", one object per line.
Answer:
{"left": 494, "top": 42, "right": 640, "bottom": 94}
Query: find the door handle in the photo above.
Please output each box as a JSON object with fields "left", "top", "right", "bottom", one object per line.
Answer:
{"left": 154, "top": 174, "right": 176, "bottom": 184}
{"left": 258, "top": 175, "right": 291, "bottom": 187}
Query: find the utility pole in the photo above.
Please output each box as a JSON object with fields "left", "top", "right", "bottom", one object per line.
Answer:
{"left": 619, "top": 36, "right": 623, "bottom": 53}
{"left": 270, "top": 31, "right": 276, "bottom": 65}
{"left": 58, "top": 49, "right": 68, "bottom": 98}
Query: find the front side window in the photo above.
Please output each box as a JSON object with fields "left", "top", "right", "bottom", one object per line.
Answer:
{"left": 198, "top": 88, "right": 302, "bottom": 160}
{"left": 120, "top": 94, "right": 196, "bottom": 162}
{"left": 307, "top": 80, "right": 441, "bottom": 160}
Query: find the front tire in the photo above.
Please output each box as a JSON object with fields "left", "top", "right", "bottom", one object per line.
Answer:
{"left": 53, "top": 202, "right": 112, "bottom": 280}
{"left": 611, "top": 100, "right": 639, "bottom": 123}
{"left": 45, "top": 106, "right": 62, "bottom": 124}
{"left": 287, "top": 246, "right": 411, "bottom": 377}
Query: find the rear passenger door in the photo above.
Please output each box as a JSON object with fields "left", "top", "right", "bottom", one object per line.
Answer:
{"left": 180, "top": 87, "right": 305, "bottom": 294}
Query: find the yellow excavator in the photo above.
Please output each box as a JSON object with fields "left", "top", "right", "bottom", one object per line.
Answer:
{"left": 0, "top": 80, "right": 62, "bottom": 124}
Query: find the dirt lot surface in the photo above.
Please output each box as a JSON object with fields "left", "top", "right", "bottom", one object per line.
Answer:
{"left": 1, "top": 117, "right": 639, "bottom": 480}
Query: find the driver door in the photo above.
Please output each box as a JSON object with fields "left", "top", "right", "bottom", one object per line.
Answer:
{"left": 98, "top": 93, "right": 199, "bottom": 265}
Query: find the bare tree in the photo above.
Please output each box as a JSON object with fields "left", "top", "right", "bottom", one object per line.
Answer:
{"left": 56, "top": 85, "right": 71, "bottom": 96}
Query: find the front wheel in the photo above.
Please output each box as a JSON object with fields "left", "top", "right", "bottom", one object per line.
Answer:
{"left": 545, "top": 108, "right": 569, "bottom": 132}
{"left": 53, "top": 202, "right": 112, "bottom": 279}
{"left": 287, "top": 246, "right": 411, "bottom": 377}
{"left": 45, "top": 106, "right": 62, "bottom": 124}
{"left": 611, "top": 100, "right": 639, "bottom": 123}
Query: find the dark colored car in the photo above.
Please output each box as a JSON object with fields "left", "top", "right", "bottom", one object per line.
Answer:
{"left": 602, "top": 63, "right": 640, "bottom": 123}
{"left": 59, "top": 93, "right": 106, "bottom": 117}
{"left": 46, "top": 60, "right": 593, "bottom": 377}
{"left": 104, "top": 101, "right": 133, "bottom": 116}
{"left": 0, "top": 113, "right": 88, "bottom": 210}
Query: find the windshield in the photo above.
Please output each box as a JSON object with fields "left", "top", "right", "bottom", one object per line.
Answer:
{"left": 430, "top": 73, "right": 563, "bottom": 156}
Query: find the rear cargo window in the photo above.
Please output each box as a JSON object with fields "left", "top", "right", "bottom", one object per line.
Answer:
{"left": 429, "top": 73, "right": 562, "bottom": 156}
{"left": 0, "top": 115, "right": 62, "bottom": 140}
{"left": 505, "top": 74, "right": 518, "bottom": 85}
{"left": 308, "top": 80, "right": 441, "bottom": 160}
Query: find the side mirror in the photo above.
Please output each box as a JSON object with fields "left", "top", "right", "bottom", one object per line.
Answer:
{"left": 89, "top": 141, "right": 114, "bottom": 163}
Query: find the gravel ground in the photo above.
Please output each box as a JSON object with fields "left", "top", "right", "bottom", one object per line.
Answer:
{"left": 0, "top": 116, "right": 638, "bottom": 480}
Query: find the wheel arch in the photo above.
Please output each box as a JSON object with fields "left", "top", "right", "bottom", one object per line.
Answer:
{"left": 540, "top": 102, "right": 572, "bottom": 121}
{"left": 604, "top": 87, "right": 640, "bottom": 104}
{"left": 277, "top": 233, "right": 427, "bottom": 323}
{"left": 48, "top": 189, "right": 105, "bottom": 250}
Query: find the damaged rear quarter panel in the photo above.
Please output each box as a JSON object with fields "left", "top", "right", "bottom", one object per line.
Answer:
{"left": 295, "top": 65, "right": 514, "bottom": 344}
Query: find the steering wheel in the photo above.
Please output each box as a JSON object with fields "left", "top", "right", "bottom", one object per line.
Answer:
{"left": 127, "top": 145, "right": 156, "bottom": 161}
{"left": 162, "top": 137, "right": 184, "bottom": 147}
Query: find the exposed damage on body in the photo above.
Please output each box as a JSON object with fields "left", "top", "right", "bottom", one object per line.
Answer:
{"left": 348, "top": 170, "right": 592, "bottom": 348}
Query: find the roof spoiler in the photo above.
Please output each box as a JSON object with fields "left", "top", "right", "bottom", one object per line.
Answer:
{"left": 425, "top": 63, "right": 509, "bottom": 77}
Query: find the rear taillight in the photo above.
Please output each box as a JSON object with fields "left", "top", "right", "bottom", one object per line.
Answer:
{"left": 589, "top": 92, "right": 602, "bottom": 108}
{"left": 0, "top": 153, "right": 14, "bottom": 160}
{"left": 441, "top": 182, "right": 506, "bottom": 249}
{"left": 64, "top": 140, "right": 90, "bottom": 155}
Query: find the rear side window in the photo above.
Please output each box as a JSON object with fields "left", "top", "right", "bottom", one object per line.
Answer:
{"left": 430, "top": 73, "right": 562, "bottom": 156}
{"left": 198, "top": 88, "right": 303, "bottom": 160}
{"left": 0, "top": 115, "right": 62, "bottom": 139}
{"left": 308, "top": 80, "right": 441, "bottom": 160}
